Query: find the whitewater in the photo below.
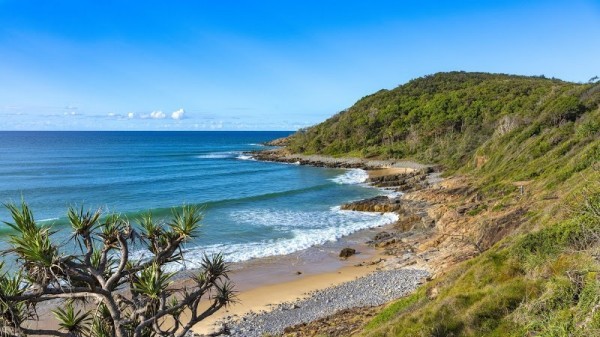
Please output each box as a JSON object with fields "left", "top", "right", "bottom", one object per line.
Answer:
{"left": 0, "top": 132, "right": 398, "bottom": 267}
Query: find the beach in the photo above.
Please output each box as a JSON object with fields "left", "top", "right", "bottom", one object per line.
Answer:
{"left": 5, "top": 135, "right": 445, "bottom": 336}
{"left": 181, "top": 149, "right": 517, "bottom": 336}
{"left": 183, "top": 157, "right": 438, "bottom": 336}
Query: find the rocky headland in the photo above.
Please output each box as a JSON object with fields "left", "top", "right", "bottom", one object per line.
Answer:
{"left": 251, "top": 148, "right": 430, "bottom": 171}
{"left": 193, "top": 148, "right": 529, "bottom": 337}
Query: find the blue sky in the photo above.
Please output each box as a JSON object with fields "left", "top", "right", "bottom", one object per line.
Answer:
{"left": 1, "top": 0, "right": 599, "bottom": 131}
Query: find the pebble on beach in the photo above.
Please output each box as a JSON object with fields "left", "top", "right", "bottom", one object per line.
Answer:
{"left": 206, "top": 268, "right": 429, "bottom": 337}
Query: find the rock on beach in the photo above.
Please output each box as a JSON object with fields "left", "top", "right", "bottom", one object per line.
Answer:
{"left": 208, "top": 268, "right": 429, "bottom": 337}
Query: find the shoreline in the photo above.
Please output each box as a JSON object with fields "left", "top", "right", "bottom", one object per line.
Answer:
{"left": 185, "top": 152, "right": 439, "bottom": 336}
{"left": 188, "top": 217, "right": 393, "bottom": 335}
{"left": 250, "top": 148, "right": 432, "bottom": 171}
{"left": 30, "top": 153, "right": 436, "bottom": 335}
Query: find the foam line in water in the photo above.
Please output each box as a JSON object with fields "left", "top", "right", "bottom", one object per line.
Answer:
{"left": 195, "top": 151, "right": 240, "bottom": 159}
{"left": 236, "top": 154, "right": 255, "bottom": 161}
{"left": 330, "top": 169, "right": 369, "bottom": 185}
{"left": 133, "top": 207, "right": 399, "bottom": 271}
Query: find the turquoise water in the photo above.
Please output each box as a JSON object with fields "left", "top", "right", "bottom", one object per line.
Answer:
{"left": 0, "top": 131, "right": 396, "bottom": 267}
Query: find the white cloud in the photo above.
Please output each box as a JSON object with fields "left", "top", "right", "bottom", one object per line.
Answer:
{"left": 127, "top": 112, "right": 136, "bottom": 119}
{"left": 171, "top": 108, "right": 185, "bottom": 120}
{"left": 210, "top": 120, "right": 224, "bottom": 129}
{"left": 150, "top": 111, "right": 166, "bottom": 119}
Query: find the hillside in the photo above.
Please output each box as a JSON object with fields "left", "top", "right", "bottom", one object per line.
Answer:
{"left": 287, "top": 72, "right": 598, "bottom": 169}
{"left": 282, "top": 72, "right": 600, "bottom": 336}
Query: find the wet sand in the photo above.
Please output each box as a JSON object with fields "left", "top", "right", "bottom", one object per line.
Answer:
{"left": 180, "top": 224, "right": 389, "bottom": 334}
{"left": 29, "top": 164, "right": 426, "bottom": 335}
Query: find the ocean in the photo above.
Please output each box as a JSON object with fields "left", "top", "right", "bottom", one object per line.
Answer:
{"left": 0, "top": 131, "right": 397, "bottom": 269}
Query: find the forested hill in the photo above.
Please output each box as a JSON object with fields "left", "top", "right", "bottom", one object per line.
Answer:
{"left": 282, "top": 72, "right": 600, "bottom": 336}
{"left": 287, "top": 72, "right": 600, "bottom": 169}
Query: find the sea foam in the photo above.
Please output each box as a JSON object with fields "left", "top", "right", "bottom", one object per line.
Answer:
{"left": 195, "top": 151, "right": 256, "bottom": 161}
{"left": 330, "top": 169, "right": 369, "bottom": 185}
{"left": 189, "top": 208, "right": 397, "bottom": 265}
{"left": 236, "top": 154, "right": 255, "bottom": 161}
{"left": 135, "top": 207, "right": 399, "bottom": 270}
{"left": 195, "top": 151, "right": 239, "bottom": 159}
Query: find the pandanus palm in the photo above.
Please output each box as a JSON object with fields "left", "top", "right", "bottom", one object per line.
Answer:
{"left": 0, "top": 201, "right": 235, "bottom": 337}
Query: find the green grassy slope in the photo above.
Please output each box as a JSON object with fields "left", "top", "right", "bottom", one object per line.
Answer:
{"left": 285, "top": 72, "right": 600, "bottom": 336}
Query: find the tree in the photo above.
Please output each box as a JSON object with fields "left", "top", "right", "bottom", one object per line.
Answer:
{"left": 0, "top": 202, "right": 235, "bottom": 337}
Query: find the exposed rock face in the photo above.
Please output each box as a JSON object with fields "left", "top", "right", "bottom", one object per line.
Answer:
{"left": 373, "top": 231, "right": 392, "bottom": 241}
{"left": 366, "top": 169, "right": 431, "bottom": 192}
{"left": 339, "top": 248, "right": 356, "bottom": 258}
{"left": 341, "top": 196, "right": 402, "bottom": 212}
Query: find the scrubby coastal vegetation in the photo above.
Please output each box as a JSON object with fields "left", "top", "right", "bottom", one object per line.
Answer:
{"left": 0, "top": 203, "right": 234, "bottom": 337}
{"left": 278, "top": 72, "right": 600, "bottom": 336}
{"left": 1, "top": 71, "right": 598, "bottom": 337}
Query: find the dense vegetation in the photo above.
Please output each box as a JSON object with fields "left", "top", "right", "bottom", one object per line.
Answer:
{"left": 0, "top": 204, "right": 234, "bottom": 337}
{"left": 288, "top": 72, "right": 599, "bottom": 170}
{"left": 286, "top": 72, "right": 600, "bottom": 336}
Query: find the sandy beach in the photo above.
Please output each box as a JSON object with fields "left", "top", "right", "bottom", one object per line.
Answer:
{"left": 190, "top": 254, "right": 385, "bottom": 335}
{"left": 183, "top": 165, "right": 434, "bottom": 335}
{"left": 27, "top": 163, "right": 435, "bottom": 336}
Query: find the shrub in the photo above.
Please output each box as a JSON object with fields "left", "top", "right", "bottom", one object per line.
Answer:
{"left": 0, "top": 202, "right": 234, "bottom": 337}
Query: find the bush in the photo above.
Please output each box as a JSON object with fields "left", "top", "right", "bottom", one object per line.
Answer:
{"left": 0, "top": 202, "right": 234, "bottom": 337}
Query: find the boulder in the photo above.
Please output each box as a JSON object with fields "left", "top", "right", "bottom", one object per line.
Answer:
{"left": 373, "top": 231, "right": 392, "bottom": 241}
{"left": 339, "top": 248, "right": 356, "bottom": 258}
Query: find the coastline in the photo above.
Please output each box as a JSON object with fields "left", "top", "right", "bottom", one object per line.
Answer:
{"left": 29, "top": 150, "right": 437, "bottom": 335}
{"left": 185, "top": 151, "right": 439, "bottom": 336}
{"left": 251, "top": 148, "right": 430, "bottom": 171}
{"left": 31, "top": 150, "right": 509, "bottom": 336}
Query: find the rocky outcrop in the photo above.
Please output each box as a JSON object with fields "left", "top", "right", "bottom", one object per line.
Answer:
{"left": 339, "top": 248, "right": 356, "bottom": 258}
{"left": 250, "top": 149, "right": 431, "bottom": 171}
{"left": 367, "top": 169, "right": 432, "bottom": 192}
{"left": 340, "top": 196, "right": 402, "bottom": 213}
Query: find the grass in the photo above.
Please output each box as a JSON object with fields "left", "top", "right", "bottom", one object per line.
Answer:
{"left": 283, "top": 72, "right": 600, "bottom": 336}
{"left": 360, "top": 87, "right": 598, "bottom": 336}
{"left": 359, "top": 179, "right": 600, "bottom": 337}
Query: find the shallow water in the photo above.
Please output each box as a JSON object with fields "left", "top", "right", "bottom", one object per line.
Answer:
{"left": 0, "top": 131, "right": 396, "bottom": 267}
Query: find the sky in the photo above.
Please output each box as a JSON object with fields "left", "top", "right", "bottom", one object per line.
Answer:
{"left": 0, "top": 0, "right": 599, "bottom": 131}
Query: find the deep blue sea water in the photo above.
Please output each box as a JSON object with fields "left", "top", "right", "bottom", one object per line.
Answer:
{"left": 0, "top": 131, "right": 397, "bottom": 268}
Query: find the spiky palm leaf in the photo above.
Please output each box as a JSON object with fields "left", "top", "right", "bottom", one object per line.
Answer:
{"left": 0, "top": 264, "right": 29, "bottom": 328}
{"left": 52, "top": 302, "right": 91, "bottom": 336}
{"left": 168, "top": 205, "right": 203, "bottom": 240}
{"left": 201, "top": 253, "right": 229, "bottom": 283}
{"left": 132, "top": 263, "right": 175, "bottom": 300}
{"left": 67, "top": 206, "right": 101, "bottom": 251}
{"left": 89, "top": 319, "right": 112, "bottom": 337}
{"left": 213, "top": 280, "right": 237, "bottom": 306}
{"left": 138, "top": 212, "right": 169, "bottom": 255}
{"left": 3, "top": 202, "right": 60, "bottom": 285}
{"left": 99, "top": 214, "right": 129, "bottom": 245}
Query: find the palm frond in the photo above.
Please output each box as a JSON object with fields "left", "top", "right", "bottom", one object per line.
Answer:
{"left": 168, "top": 205, "right": 203, "bottom": 240}
{"left": 213, "top": 280, "right": 237, "bottom": 306}
{"left": 202, "top": 253, "right": 229, "bottom": 282}
{"left": 52, "top": 302, "right": 91, "bottom": 336}
{"left": 132, "top": 263, "right": 175, "bottom": 300}
{"left": 4, "top": 202, "right": 60, "bottom": 284}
